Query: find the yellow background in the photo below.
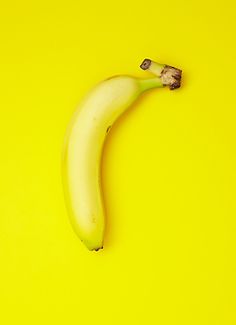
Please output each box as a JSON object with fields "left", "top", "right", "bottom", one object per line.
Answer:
{"left": 0, "top": 0, "right": 236, "bottom": 324}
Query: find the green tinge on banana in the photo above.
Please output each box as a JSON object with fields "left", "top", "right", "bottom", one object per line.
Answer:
{"left": 62, "top": 59, "right": 182, "bottom": 251}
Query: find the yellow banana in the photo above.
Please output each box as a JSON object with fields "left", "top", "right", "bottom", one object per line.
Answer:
{"left": 62, "top": 59, "right": 182, "bottom": 251}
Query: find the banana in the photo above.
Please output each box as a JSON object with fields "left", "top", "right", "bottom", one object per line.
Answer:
{"left": 62, "top": 59, "right": 182, "bottom": 251}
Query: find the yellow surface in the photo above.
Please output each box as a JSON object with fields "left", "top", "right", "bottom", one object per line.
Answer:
{"left": 0, "top": 0, "right": 236, "bottom": 324}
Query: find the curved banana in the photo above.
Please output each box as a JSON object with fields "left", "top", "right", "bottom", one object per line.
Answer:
{"left": 62, "top": 59, "right": 182, "bottom": 251}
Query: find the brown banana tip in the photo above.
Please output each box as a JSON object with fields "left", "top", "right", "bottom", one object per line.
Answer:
{"left": 94, "top": 246, "right": 103, "bottom": 252}
{"left": 161, "top": 65, "right": 182, "bottom": 90}
{"left": 140, "top": 58, "right": 152, "bottom": 70}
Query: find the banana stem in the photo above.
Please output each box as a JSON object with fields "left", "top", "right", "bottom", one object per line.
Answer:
{"left": 139, "top": 77, "right": 164, "bottom": 92}
{"left": 140, "top": 58, "right": 182, "bottom": 90}
{"left": 140, "top": 59, "right": 165, "bottom": 76}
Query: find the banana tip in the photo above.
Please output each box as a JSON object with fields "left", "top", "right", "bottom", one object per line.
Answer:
{"left": 140, "top": 58, "right": 182, "bottom": 90}
{"left": 140, "top": 58, "right": 152, "bottom": 70}
{"left": 162, "top": 65, "right": 182, "bottom": 90}
{"left": 93, "top": 246, "right": 103, "bottom": 252}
